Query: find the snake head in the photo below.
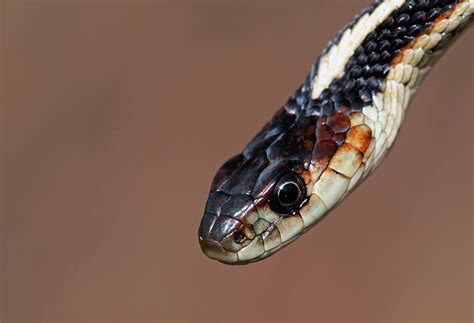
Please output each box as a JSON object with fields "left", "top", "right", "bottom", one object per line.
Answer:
{"left": 199, "top": 99, "right": 369, "bottom": 264}
{"left": 199, "top": 106, "right": 322, "bottom": 264}
{"left": 199, "top": 156, "right": 313, "bottom": 264}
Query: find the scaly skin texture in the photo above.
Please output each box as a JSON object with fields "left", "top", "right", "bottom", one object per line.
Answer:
{"left": 199, "top": 0, "right": 473, "bottom": 265}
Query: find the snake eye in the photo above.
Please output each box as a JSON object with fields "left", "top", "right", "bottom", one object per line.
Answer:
{"left": 269, "top": 172, "right": 306, "bottom": 215}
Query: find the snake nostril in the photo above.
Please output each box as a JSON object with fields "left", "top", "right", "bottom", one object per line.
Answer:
{"left": 233, "top": 232, "right": 246, "bottom": 244}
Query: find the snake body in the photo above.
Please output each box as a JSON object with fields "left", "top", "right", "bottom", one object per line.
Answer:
{"left": 199, "top": 0, "right": 473, "bottom": 264}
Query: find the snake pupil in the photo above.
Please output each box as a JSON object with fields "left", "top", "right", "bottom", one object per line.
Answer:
{"left": 268, "top": 172, "right": 306, "bottom": 215}
{"left": 279, "top": 183, "right": 300, "bottom": 206}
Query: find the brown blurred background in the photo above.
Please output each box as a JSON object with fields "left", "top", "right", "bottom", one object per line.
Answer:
{"left": 1, "top": 1, "right": 472, "bottom": 322}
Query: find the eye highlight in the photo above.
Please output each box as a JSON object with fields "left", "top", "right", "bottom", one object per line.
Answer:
{"left": 269, "top": 172, "right": 306, "bottom": 215}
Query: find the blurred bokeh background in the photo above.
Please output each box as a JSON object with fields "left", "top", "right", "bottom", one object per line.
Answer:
{"left": 2, "top": 1, "right": 472, "bottom": 322}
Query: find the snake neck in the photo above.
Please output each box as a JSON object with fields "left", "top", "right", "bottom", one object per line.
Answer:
{"left": 287, "top": 0, "right": 473, "bottom": 175}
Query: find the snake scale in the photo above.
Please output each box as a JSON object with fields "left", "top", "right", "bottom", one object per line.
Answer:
{"left": 198, "top": 0, "right": 473, "bottom": 265}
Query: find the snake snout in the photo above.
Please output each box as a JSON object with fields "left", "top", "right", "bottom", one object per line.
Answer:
{"left": 199, "top": 192, "right": 263, "bottom": 264}
{"left": 198, "top": 212, "right": 241, "bottom": 263}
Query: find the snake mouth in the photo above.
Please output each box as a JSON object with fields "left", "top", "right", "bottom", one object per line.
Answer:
{"left": 199, "top": 235, "right": 269, "bottom": 265}
{"left": 199, "top": 236, "right": 239, "bottom": 263}
{"left": 198, "top": 212, "right": 240, "bottom": 263}
{"left": 198, "top": 211, "right": 258, "bottom": 264}
{"left": 199, "top": 211, "right": 288, "bottom": 265}
{"left": 199, "top": 227, "right": 302, "bottom": 265}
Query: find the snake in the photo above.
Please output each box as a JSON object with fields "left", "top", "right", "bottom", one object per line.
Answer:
{"left": 198, "top": 0, "right": 473, "bottom": 265}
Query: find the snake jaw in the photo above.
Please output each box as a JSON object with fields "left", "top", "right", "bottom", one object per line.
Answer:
{"left": 199, "top": 236, "right": 238, "bottom": 264}
{"left": 200, "top": 157, "right": 315, "bottom": 264}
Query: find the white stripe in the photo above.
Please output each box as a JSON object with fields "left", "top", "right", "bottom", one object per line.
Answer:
{"left": 360, "top": 0, "right": 473, "bottom": 170}
{"left": 311, "top": 0, "right": 405, "bottom": 99}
